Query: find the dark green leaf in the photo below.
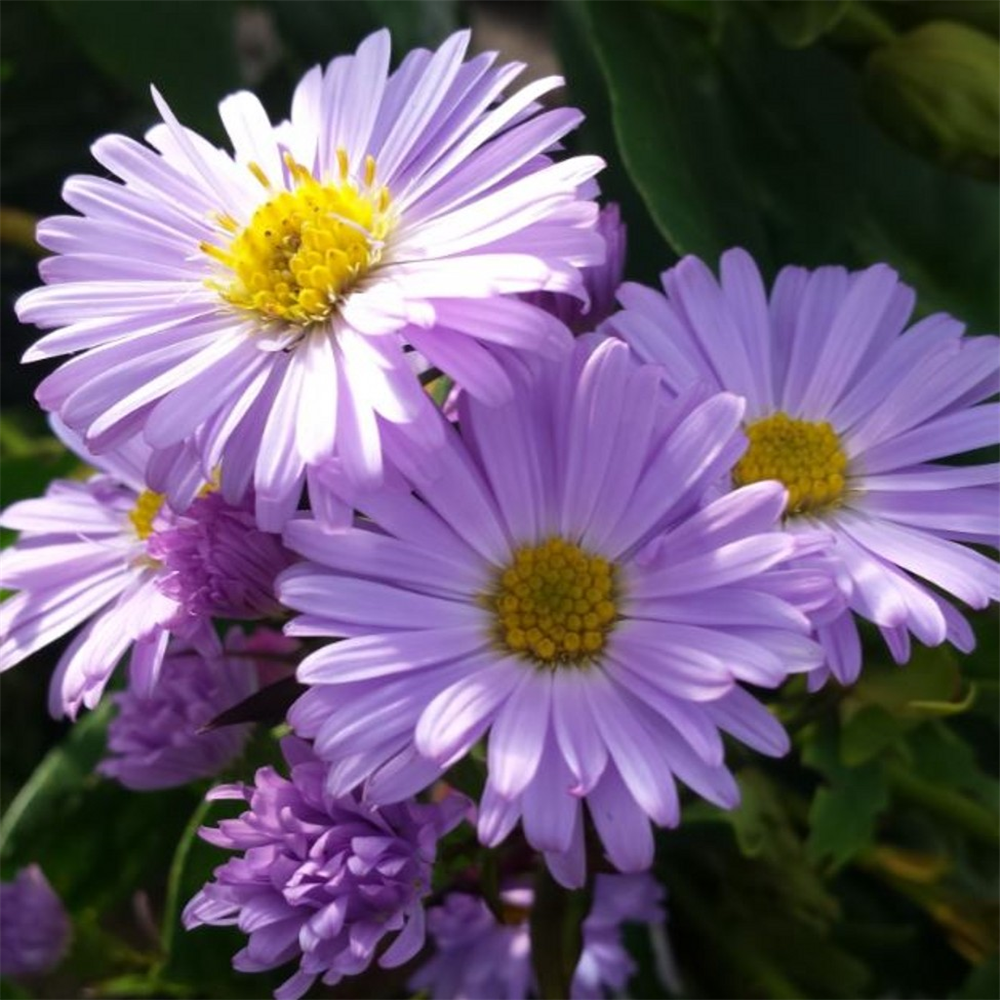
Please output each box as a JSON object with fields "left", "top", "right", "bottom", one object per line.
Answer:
{"left": 45, "top": 0, "right": 242, "bottom": 138}
{"left": 157, "top": 797, "right": 279, "bottom": 999}
{"left": 582, "top": 0, "right": 773, "bottom": 271}
{"left": 754, "top": 0, "right": 854, "bottom": 48}
{"left": 803, "top": 722, "right": 889, "bottom": 867}
{"left": 0, "top": 703, "right": 200, "bottom": 913}
{"left": 268, "top": 0, "right": 461, "bottom": 72}
{"left": 580, "top": 1, "right": 999, "bottom": 328}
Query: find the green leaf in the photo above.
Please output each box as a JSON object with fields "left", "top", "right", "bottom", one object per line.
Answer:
{"left": 551, "top": 1, "right": 676, "bottom": 287}
{"left": 803, "top": 722, "right": 889, "bottom": 868}
{"left": 268, "top": 0, "right": 461, "bottom": 71}
{"left": 1, "top": 703, "right": 200, "bottom": 913}
{"left": 849, "top": 645, "right": 967, "bottom": 719}
{"left": 0, "top": 978, "right": 32, "bottom": 999}
{"left": 44, "top": 1, "right": 241, "bottom": 138}
{"left": 754, "top": 0, "right": 854, "bottom": 48}
{"left": 581, "top": 0, "right": 773, "bottom": 271}
{"left": 580, "top": 1, "right": 999, "bottom": 329}
{"left": 953, "top": 954, "right": 1000, "bottom": 1000}
{"left": 157, "top": 797, "right": 281, "bottom": 998}
{"left": 840, "top": 703, "right": 908, "bottom": 765}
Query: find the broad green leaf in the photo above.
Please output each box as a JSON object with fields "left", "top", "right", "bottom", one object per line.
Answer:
{"left": 1, "top": 703, "right": 200, "bottom": 913}
{"left": 552, "top": 1, "right": 677, "bottom": 287}
{"left": 157, "top": 797, "right": 279, "bottom": 998}
{"left": 45, "top": 1, "right": 242, "bottom": 138}
{"left": 581, "top": 1, "right": 999, "bottom": 329}
{"left": 582, "top": 1, "right": 773, "bottom": 271}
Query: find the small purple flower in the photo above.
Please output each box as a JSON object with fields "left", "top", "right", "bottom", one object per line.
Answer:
{"left": 18, "top": 29, "right": 605, "bottom": 532}
{"left": 280, "top": 336, "right": 834, "bottom": 886}
{"left": 99, "top": 628, "right": 285, "bottom": 790}
{"left": 603, "top": 250, "right": 1000, "bottom": 684}
{"left": 148, "top": 490, "right": 293, "bottom": 622}
{"left": 0, "top": 865, "right": 71, "bottom": 978}
{"left": 0, "top": 423, "right": 289, "bottom": 718}
{"left": 183, "top": 737, "right": 469, "bottom": 1000}
{"left": 410, "top": 873, "right": 664, "bottom": 999}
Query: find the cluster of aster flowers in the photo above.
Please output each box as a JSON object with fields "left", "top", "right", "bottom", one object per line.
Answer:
{"left": 2, "top": 27, "right": 997, "bottom": 1000}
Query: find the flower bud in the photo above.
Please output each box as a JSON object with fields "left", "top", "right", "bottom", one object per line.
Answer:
{"left": 864, "top": 20, "right": 999, "bottom": 179}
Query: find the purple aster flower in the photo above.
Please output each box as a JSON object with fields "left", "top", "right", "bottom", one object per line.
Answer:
{"left": 17, "top": 29, "right": 605, "bottom": 532}
{"left": 279, "top": 336, "right": 833, "bottom": 885}
{"left": 410, "top": 872, "right": 664, "bottom": 999}
{"left": 602, "top": 250, "right": 1000, "bottom": 685}
{"left": 0, "top": 865, "right": 71, "bottom": 978}
{"left": 0, "top": 423, "right": 288, "bottom": 717}
{"left": 148, "top": 489, "right": 293, "bottom": 622}
{"left": 98, "top": 627, "right": 289, "bottom": 790}
{"left": 183, "top": 737, "right": 469, "bottom": 1000}
{"left": 525, "top": 203, "right": 626, "bottom": 334}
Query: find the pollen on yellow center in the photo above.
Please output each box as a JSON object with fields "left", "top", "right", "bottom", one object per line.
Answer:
{"left": 202, "top": 151, "right": 392, "bottom": 327}
{"left": 734, "top": 412, "right": 848, "bottom": 516}
{"left": 129, "top": 489, "right": 165, "bottom": 540}
{"left": 486, "top": 537, "right": 618, "bottom": 667}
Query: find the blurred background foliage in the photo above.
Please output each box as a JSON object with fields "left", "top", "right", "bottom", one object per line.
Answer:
{"left": 0, "top": 2, "right": 997, "bottom": 998}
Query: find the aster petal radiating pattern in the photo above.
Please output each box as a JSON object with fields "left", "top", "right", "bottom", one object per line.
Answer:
{"left": 279, "top": 337, "right": 834, "bottom": 885}
{"left": 602, "top": 250, "right": 1000, "bottom": 685}
{"left": 17, "top": 29, "right": 606, "bottom": 531}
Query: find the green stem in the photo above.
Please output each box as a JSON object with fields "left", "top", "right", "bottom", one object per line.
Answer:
{"left": 886, "top": 762, "right": 999, "bottom": 848}
{"left": 529, "top": 866, "right": 588, "bottom": 1000}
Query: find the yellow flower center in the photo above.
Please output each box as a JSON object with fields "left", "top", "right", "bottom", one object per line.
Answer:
{"left": 486, "top": 538, "right": 618, "bottom": 666}
{"left": 202, "top": 152, "right": 392, "bottom": 327}
{"left": 129, "top": 489, "right": 165, "bottom": 540}
{"left": 734, "top": 412, "right": 848, "bottom": 516}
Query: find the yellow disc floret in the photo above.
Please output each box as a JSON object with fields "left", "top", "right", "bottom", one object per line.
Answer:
{"left": 734, "top": 412, "right": 848, "bottom": 516}
{"left": 486, "top": 537, "right": 619, "bottom": 667}
{"left": 202, "top": 151, "right": 392, "bottom": 327}
{"left": 129, "top": 489, "right": 165, "bottom": 540}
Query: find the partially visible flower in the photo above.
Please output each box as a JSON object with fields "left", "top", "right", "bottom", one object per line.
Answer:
{"left": 0, "top": 865, "right": 71, "bottom": 978}
{"left": 0, "top": 424, "right": 288, "bottom": 717}
{"left": 410, "top": 873, "right": 664, "bottom": 1000}
{"left": 99, "top": 628, "right": 290, "bottom": 790}
{"left": 281, "top": 336, "right": 831, "bottom": 886}
{"left": 525, "top": 204, "right": 626, "bottom": 334}
{"left": 183, "top": 737, "right": 469, "bottom": 1000}
{"left": 148, "top": 490, "right": 293, "bottom": 623}
{"left": 603, "top": 250, "right": 1000, "bottom": 685}
{"left": 18, "top": 29, "right": 605, "bottom": 531}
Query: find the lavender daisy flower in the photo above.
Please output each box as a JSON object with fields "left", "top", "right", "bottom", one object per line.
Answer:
{"left": 182, "top": 737, "right": 469, "bottom": 1000}
{"left": 410, "top": 873, "right": 664, "bottom": 1000}
{"left": 17, "top": 29, "right": 605, "bottom": 531}
{"left": 602, "top": 250, "right": 1000, "bottom": 684}
{"left": 279, "top": 336, "right": 832, "bottom": 885}
{"left": 0, "top": 865, "right": 71, "bottom": 978}
{"left": 0, "top": 424, "right": 288, "bottom": 717}
{"left": 98, "top": 627, "right": 289, "bottom": 790}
